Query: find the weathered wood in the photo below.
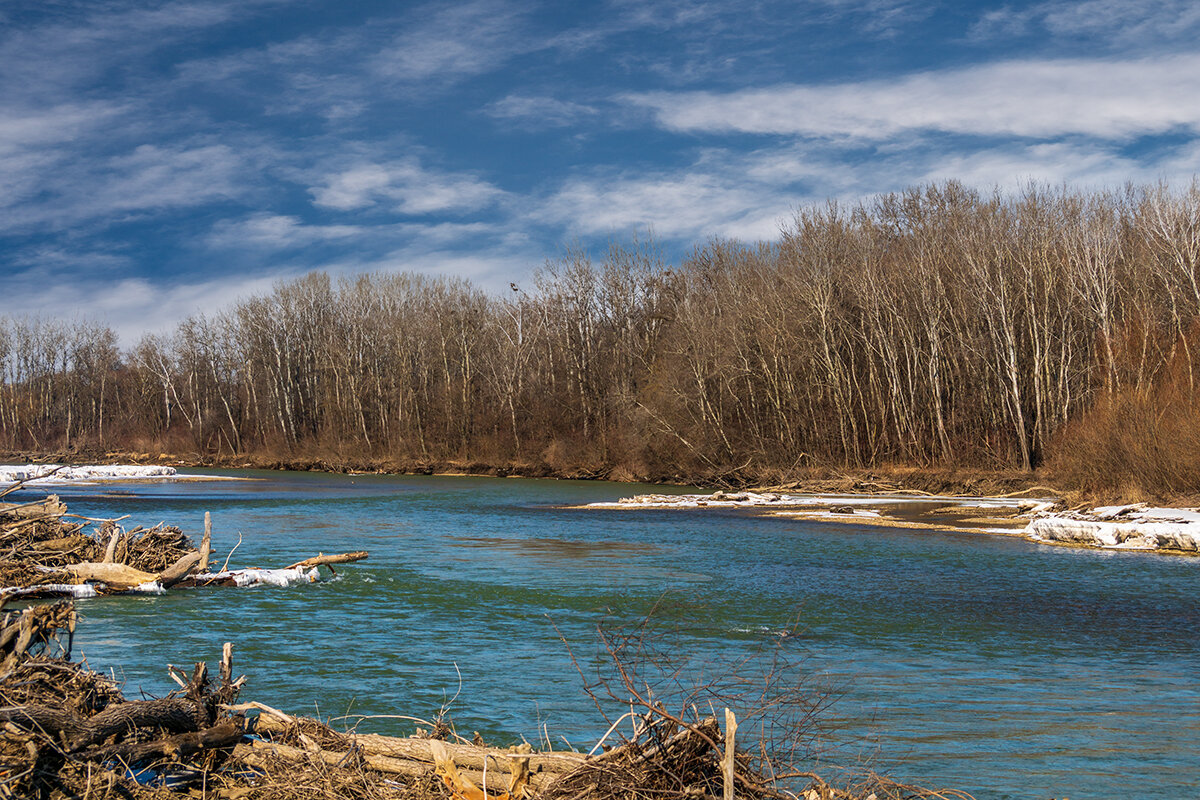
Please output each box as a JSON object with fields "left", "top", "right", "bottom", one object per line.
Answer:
{"left": 252, "top": 714, "right": 581, "bottom": 774}
{"left": 353, "top": 732, "right": 580, "bottom": 775}
{"left": 0, "top": 601, "right": 75, "bottom": 667}
{"left": 74, "top": 696, "right": 209, "bottom": 749}
{"left": 157, "top": 551, "right": 201, "bottom": 588}
{"left": 234, "top": 737, "right": 553, "bottom": 792}
{"left": 63, "top": 562, "right": 157, "bottom": 588}
{"left": 0, "top": 704, "right": 81, "bottom": 736}
{"left": 284, "top": 551, "right": 369, "bottom": 570}
{"left": 626, "top": 718, "right": 720, "bottom": 767}
{"left": 0, "top": 496, "right": 67, "bottom": 519}
{"left": 220, "top": 641, "right": 233, "bottom": 685}
{"left": 199, "top": 511, "right": 212, "bottom": 571}
{"left": 1, "top": 514, "right": 67, "bottom": 536}
{"left": 723, "top": 708, "right": 737, "bottom": 800}
{"left": 102, "top": 527, "right": 121, "bottom": 563}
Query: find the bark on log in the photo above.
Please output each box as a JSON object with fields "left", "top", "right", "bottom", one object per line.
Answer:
{"left": 234, "top": 738, "right": 554, "bottom": 792}
{"left": 0, "top": 696, "right": 209, "bottom": 750}
{"left": 284, "top": 551, "right": 369, "bottom": 570}
{"left": 252, "top": 714, "right": 581, "bottom": 774}
{"left": 84, "top": 720, "right": 244, "bottom": 762}
{"left": 0, "top": 705, "right": 80, "bottom": 737}
{"left": 71, "top": 695, "right": 209, "bottom": 749}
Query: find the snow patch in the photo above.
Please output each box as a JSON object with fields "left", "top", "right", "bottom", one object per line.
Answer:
{"left": 1026, "top": 506, "right": 1200, "bottom": 552}
{"left": 194, "top": 566, "right": 320, "bottom": 587}
{"left": 0, "top": 464, "right": 182, "bottom": 484}
{"left": 588, "top": 491, "right": 1042, "bottom": 511}
{"left": 0, "top": 583, "right": 99, "bottom": 599}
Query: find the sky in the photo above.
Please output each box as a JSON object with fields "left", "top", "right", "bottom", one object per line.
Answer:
{"left": 1, "top": 0, "right": 1198, "bottom": 342}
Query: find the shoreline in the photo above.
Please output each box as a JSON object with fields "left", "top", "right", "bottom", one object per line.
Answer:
{"left": 7, "top": 452, "right": 1198, "bottom": 556}
{"left": 3, "top": 447, "right": 1064, "bottom": 495}
{"left": 578, "top": 490, "right": 1200, "bottom": 557}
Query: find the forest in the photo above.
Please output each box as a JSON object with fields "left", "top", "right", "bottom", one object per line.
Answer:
{"left": 4, "top": 180, "right": 1200, "bottom": 497}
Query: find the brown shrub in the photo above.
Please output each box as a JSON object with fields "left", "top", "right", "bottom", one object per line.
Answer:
{"left": 1048, "top": 386, "right": 1200, "bottom": 501}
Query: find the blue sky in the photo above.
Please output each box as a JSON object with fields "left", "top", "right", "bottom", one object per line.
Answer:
{"left": 2, "top": 0, "right": 1198, "bottom": 342}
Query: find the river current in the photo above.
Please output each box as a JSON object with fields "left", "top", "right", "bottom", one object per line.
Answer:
{"left": 25, "top": 470, "right": 1199, "bottom": 799}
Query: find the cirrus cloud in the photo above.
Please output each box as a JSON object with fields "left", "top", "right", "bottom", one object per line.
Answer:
{"left": 629, "top": 54, "right": 1200, "bottom": 141}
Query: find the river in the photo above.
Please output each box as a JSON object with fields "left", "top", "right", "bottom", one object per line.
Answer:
{"left": 24, "top": 469, "right": 1199, "bottom": 799}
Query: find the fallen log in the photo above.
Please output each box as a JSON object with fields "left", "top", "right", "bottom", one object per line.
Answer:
{"left": 101, "top": 525, "right": 122, "bottom": 562}
{"left": 234, "top": 737, "right": 553, "bottom": 793}
{"left": 62, "top": 561, "right": 157, "bottom": 588}
{"left": 62, "top": 550, "right": 201, "bottom": 590}
{"left": 83, "top": 719, "right": 245, "bottom": 762}
{"left": 0, "top": 495, "right": 67, "bottom": 519}
{"left": 284, "top": 551, "right": 369, "bottom": 570}
{"left": 252, "top": 712, "right": 583, "bottom": 775}
{"left": 1, "top": 695, "right": 209, "bottom": 749}
{"left": 158, "top": 551, "right": 201, "bottom": 588}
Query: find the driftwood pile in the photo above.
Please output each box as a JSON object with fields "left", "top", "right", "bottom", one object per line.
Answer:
{"left": 0, "top": 601, "right": 245, "bottom": 798}
{"left": 0, "top": 492, "right": 367, "bottom": 599}
{"left": 0, "top": 602, "right": 973, "bottom": 800}
{"left": 0, "top": 601, "right": 762, "bottom": 800}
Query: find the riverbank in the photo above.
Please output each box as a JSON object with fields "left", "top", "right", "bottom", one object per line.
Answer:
{"left": 10, "top": 451, "right": 1200, "bottom": 556}
{"left": 4, "top": 447, "right": 1071, "bottom": 497}
{"left": 582, "top": 490, "right": 1200, "bottom": 556}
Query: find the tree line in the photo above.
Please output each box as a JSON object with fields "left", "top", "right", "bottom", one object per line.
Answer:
{"left": 4, "top": 181, "right": 1200, "bottom": 493}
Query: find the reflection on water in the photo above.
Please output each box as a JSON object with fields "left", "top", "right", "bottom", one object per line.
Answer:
{"left": 15, "top": 469, "right": 1198, "bottom": 800}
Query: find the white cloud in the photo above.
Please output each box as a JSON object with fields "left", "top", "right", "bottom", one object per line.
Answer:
{"left": 0, "top": 224, "right": 541, "bottom": 344}
{"left": 528, "top": 135, "right": 1200, "bottom": 246}
{"left": 534, "top": 170, "right": 789, "bottom": 240}
{"left": 0, "top": 1, "right": 279, "bottom": 107}
{"left": 972, "top": 0, "right": 1200, "bottom": 47}
{"left": 0, "top": 102, "right": 124, "bottom": 157}
{"left": 485, "top": 95, "right": 598, "bottom": 128}
{"left": 207, "top": 213, "right": 503, "bottom": 253}
{"left": 630, "top": 54, "right": 1200, "bottom": 140}
{"left": 310, "top": 159, "right": 504, "bottom": 215}
{"left": 207, "top": 214, "right": 364, "bottom": 249}
{"left": 0, "top": 265, "right": 292, "bottom": 346}
{"left": 370, "top": 0, "right": 529, "bottom": 83}
{"left": 0, "top": 143, "right": 249, "bottom": 233}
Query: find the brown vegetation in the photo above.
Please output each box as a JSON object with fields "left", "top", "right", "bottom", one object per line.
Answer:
{"left": 3, "top": 181, "right": 1200, "bottom": 498}
{"left": 0, "top": 602, "right": 966, "bottom": 800}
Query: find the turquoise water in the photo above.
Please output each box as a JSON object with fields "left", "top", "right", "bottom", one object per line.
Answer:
{"left": 22, "top": 470, "right": 1199, "bottom": 799}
